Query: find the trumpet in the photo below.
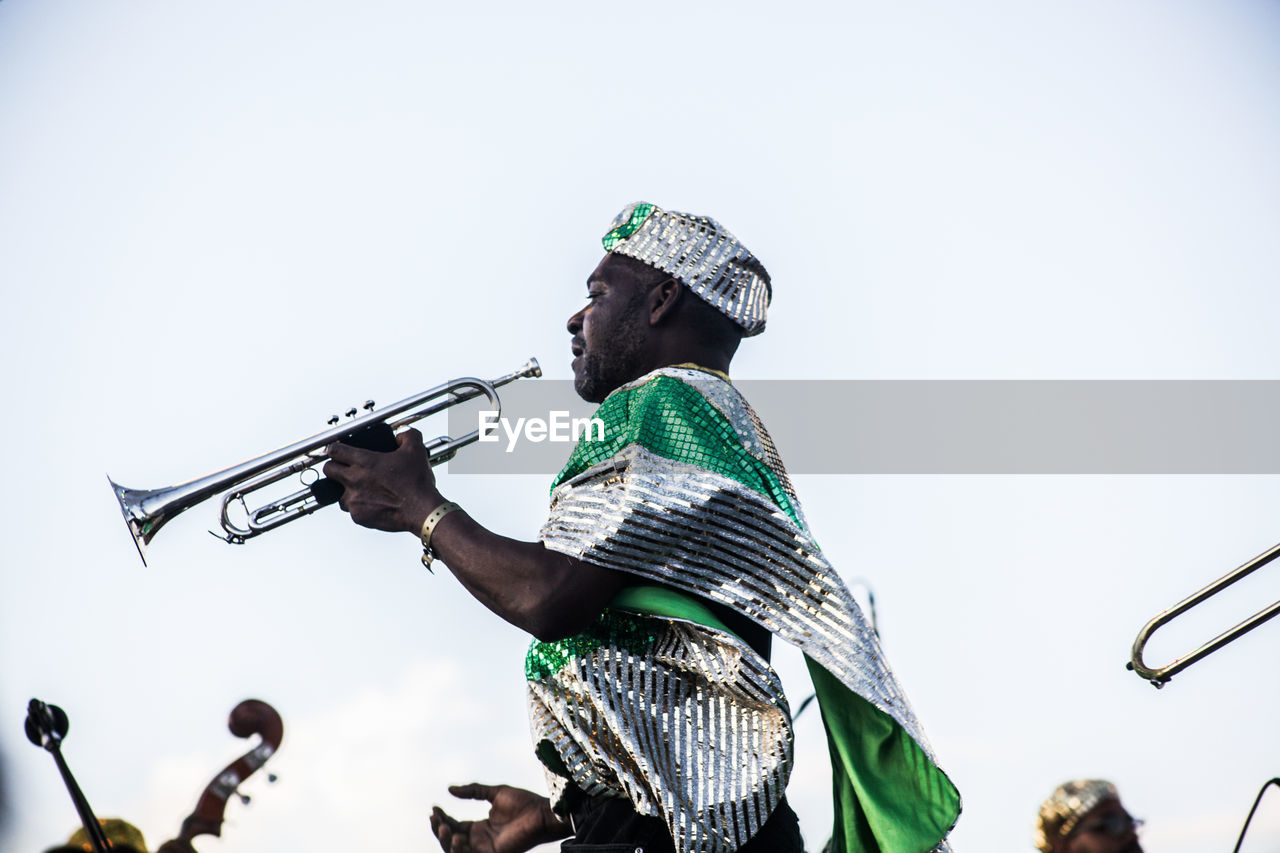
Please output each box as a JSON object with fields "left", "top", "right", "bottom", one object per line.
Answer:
{"left": 110, "top": 358, "right": 541, "bottom": 564}
{"left": 1127, "top": 539, "right": 1280, "bottom": 687}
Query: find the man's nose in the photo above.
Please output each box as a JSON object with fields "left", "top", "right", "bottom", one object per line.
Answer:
{"left": 566, "top": 308, "right": 584, "bottom": 335}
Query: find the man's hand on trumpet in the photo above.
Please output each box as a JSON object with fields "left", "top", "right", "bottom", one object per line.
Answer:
{"left": 322, "top": 427, "right": 443, "bottom": 534}
{"left": 322, "top": 425, "right": 624, "bottom": 640}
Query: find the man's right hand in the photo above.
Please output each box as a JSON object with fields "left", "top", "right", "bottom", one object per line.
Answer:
{"left": 430, "top": 783, "right": 572, "bottom": 853}
{"left": 322, "top": 427, "right": 442, "bottom": 535}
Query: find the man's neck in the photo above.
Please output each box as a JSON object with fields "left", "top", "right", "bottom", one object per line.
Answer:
{"left": 670, "top": 362, "right": 731, "bottom": 382}
{"left": 651, "top": 348, "right": 732, "bottom": 377}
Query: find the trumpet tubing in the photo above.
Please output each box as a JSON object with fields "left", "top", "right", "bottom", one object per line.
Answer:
{"left": 110, "top": 358, "right": 541, "bottom": 563}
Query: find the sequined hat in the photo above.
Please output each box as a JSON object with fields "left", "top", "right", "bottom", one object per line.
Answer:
{"left": 601, "top": 201, "right": 771, "bottom": 336}
{"left": 1033, "top": 779, "right": 1118, "bottom": 852}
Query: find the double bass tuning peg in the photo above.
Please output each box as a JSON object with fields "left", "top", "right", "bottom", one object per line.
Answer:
{"left": 232, "top": 771, "right": 279, "bottom": 805}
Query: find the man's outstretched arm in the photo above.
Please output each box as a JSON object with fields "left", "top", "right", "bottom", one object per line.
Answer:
{"left": 322, "top": 428, "right": 624, "bottom": 641}
{"left": 431, "top": 783, "right": 572, "bottom": 853}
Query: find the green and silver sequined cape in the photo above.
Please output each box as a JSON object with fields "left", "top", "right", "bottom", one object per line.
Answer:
{"left": 529, "top": 367, "right": 960, "bottom": 853}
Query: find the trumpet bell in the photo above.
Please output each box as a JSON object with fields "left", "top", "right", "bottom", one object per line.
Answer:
{"left": 109, "top": 478, "right": 181, "bottom": 566}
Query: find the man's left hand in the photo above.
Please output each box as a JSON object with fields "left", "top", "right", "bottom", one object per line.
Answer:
{"left": 322, "top": 427, "right": 440, "bottom": 533}
{"left": 430, "top": 783, "right": 571, "bottom": 853}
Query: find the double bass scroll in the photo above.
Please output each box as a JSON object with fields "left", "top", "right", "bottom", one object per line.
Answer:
{"left": 156, "top": 699, "right": 283, "bottom": 853}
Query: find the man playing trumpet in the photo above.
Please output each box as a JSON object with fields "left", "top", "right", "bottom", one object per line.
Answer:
{"left": 323, "top": 202, "right": 960, "bottom": 853}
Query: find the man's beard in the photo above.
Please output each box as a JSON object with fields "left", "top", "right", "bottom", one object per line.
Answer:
{"left": 574, "top": 311, "right": 648, "bottom": 403}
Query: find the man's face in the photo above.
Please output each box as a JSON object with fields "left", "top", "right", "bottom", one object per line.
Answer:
{"left": 566, "top": 254, "right": 653, "bottom": 403}
{"left": 1059, "top": 799, "right": 1143, "bottom": 853}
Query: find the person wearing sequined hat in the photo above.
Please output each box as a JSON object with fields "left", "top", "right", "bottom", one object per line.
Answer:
{"left": 1033, "top": 780, "right": 1144, "bottom": 853}
{"left": 323, "top": 202, "right": 961, "bottom": 853}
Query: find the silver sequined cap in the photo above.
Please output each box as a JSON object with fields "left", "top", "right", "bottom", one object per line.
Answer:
{"left": 602, "top": 202, "right": 771, "bottom": 336}
{"left": 1033, "top": 779, "right": 1119, "bottom": 852}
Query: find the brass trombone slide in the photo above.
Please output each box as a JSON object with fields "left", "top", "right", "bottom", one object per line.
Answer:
{"left": 1127, "top": 539, "right": 1280, "bottom": 688}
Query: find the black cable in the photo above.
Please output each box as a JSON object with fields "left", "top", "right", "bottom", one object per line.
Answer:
{"left": 1232, "top": 776, "right": 1280, "bottom": 853}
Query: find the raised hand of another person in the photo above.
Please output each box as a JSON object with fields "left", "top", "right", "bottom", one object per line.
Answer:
{"left": 322, "top": 427, "right": 442, "bottom": 532}
{"left": 430, "top": 783, "right": 571, "bottom": 853}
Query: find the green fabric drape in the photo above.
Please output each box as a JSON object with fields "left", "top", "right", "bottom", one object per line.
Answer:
{"left": 609, "top": 584, "right": 738, "bottom": 638}
{"left": 806, "top": 659, "right": 960, "bottom": 853}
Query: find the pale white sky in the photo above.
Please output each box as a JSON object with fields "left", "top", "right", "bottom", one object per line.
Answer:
{"left": 2, "top": 2, "right": 1280, "bottom": 852}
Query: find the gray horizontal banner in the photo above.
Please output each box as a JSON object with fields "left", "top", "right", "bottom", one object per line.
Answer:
{"left": 444, "top": 381, "right": 1280, "bottom": 475}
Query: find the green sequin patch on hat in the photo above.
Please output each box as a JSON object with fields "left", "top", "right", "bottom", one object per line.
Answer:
{"left": 601, "top": 202, "right": 655, "bottom": 251}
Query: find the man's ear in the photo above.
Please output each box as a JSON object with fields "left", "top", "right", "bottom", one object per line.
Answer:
{"left": 648, "top": 278, "right": 682, "bottom": 325}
